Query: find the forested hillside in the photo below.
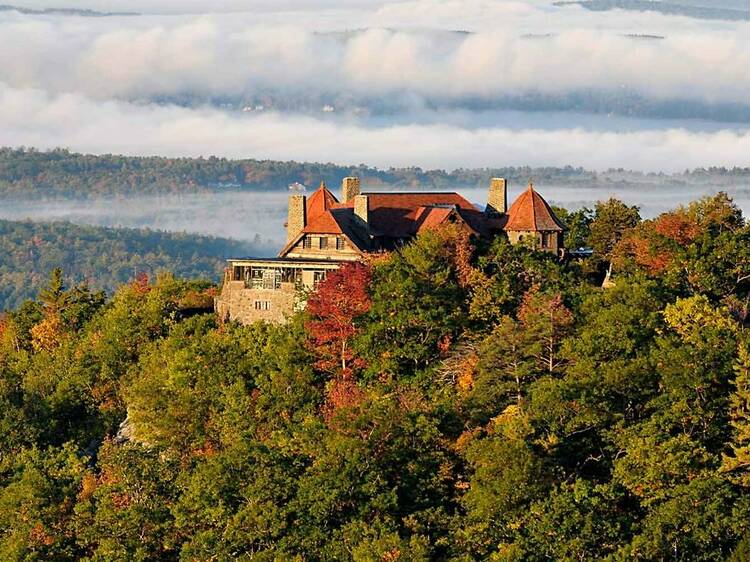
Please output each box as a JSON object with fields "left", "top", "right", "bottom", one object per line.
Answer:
{"left": 0, "top": 220, "right": 254, "bottom": 310}
{"left": 4, "top": 147, "right": 750, "bottom": 199}
{"left": 0, "top": 147, "right": 597, "bottom": 198}
{"left": 0, "top": 193, "right": 749, "bottom": 560}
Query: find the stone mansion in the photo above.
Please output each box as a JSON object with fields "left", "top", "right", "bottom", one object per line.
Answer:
{"left": 215, "top": 177, "right": 565, "bottom": 324}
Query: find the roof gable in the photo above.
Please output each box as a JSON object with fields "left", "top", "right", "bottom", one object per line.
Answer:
{"left": 414, "top": 205, "right": 479, "bottom": 235}
{"left": 278, "top": 207, "right": 369, "bottom": 257}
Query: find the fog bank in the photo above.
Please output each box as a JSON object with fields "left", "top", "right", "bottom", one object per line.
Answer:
{"left": 4, "top": 85, "right": 750, "bottom": 173}
{"left": 1, "top": 183, "right": 748, "bottom": 250}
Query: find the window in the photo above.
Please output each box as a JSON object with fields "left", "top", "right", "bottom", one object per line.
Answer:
{"left": 313, "top": 270, "right": 326, "bottom": 287}
{"left": 232, "top": 266, "right": 242, "bottom": 281}
{"left": 336, "top": 237, "right": 345, "bottom": 250}
{"left": 249, "top": 268, "right": 281, "bottom": 290}
{"left": 541, "top": 232, "right": 552, "bottom": 249}
{"left": 281, "top": 267, "right": 300, "bottom": 284}
{"left": 262, "top": 269, "right": 281, "bottom": 290}
{"left": 254, "top": 301, "right": 271, "bottom": 311}
{"left": 303, "top": 237, "right": 312, "bottom": 249}
{"left": 249, "top": 267, "right": 264, "bottom": 288}
{"left": 319, "top": 237, "right": 328, "bottom": 250}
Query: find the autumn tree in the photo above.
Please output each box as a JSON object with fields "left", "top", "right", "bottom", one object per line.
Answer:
{"left": 306, "top": 262, "right": 372, "bottom": 377}
{"left": 613, "top": 193, "right": 749, "bottom": 305}
{"left": 589, "top": 199, "right": 641, "bottom": 283}
{"left": 518, "top": 288, "right": 575, "bottom": 376}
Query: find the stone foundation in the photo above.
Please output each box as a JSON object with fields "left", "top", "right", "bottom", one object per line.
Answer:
{"left": 216, "top": 280, "right": 298, "bottom": 324}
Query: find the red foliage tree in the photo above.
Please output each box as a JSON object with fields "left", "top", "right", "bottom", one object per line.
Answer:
{"left": 321, "top": 377, "right": 367, "bottom": 429}
{"left": 131, "top": 272, "right": 151, "bottom": 295}
{"left": 305, "top": 261, "right": 372, "bottom": 377}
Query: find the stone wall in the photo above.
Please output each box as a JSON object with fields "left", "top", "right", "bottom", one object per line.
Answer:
{"left": 216, "top": 280, "right": 298, "bottom": 324}
{"left": 506, "top": 230, "right": 562, "bottom": 254}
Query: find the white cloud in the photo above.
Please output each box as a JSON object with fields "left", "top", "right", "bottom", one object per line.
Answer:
{"left": 3, "top": 83, "right": 750, "bottom": 172}
{"left": 0, "top": 2, "right": 749, "bottom": 104}
{"left": 5, "top": 0, "right": 399, "bottom": 15}
{"left": 2, "top": 0, "right": 749, "bottom": 175}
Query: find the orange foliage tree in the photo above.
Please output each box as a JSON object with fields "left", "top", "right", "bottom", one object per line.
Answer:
{"left": 653, "top": 209, "right": 701, "bottom": 245}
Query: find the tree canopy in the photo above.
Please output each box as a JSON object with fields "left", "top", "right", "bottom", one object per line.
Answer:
{"left": 0, "top": 193, "right": 748, "bottom": 560}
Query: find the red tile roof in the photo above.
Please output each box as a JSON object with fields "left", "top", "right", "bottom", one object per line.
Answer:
{"left": 415, "top": 206, "right": 455, "bottom": 233}
{"left": 303, "top": 209, "right": 344, "bottom": 234}
{"left": 504, "top": 183, "right": 565, "bottom": 232}
{"left": 306, "top": 182, "right": 339, "bottom": 221}
{"left": 342, "top": 192, "right": 479, "bottom": 237}
{"left": 282, "top": 185, "right": 563, "bottom": 258}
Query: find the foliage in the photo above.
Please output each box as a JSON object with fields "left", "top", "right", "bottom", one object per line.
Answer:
{"left": 0, "top": 147, "right": 613, "bottom": 199}
{"left": 0, "top": 219, "right": 255, "bottom": 311}
{"left": 0, "top": 194, "right": 748, "bottom": 560}
{"left": 589, "top": 198, "right": 641, "bottom": 262}
{"left": 306, "top": 262, "right": 372, "bottom": 377}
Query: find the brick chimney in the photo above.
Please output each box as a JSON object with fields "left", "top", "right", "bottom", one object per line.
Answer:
{"left": 486, "top": 177, "right": 507, "bottom": 215}
{"left": 287, "top": 194, "right": 306, "bottom": 242}
{"left": 354, "top": 194, "right": 369, "bottom": 227}
{"left": 342, "top": 176, "right": 361, "bottom": 203}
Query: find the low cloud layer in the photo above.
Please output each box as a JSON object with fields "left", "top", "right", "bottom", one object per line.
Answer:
{"left": 3, "top": 0, "right": 749, "bottom": 174}
{"left": 4, "top": 84, "right": 750, "bottom": 172}
{"left": 5, "top": 0, "right": 400, "bottom": 14}
{"left": 1, "top": 1, "right": 749, "bottom": 105}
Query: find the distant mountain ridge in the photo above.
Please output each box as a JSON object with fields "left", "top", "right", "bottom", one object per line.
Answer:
{"left": 556, "top": 0, "right": 750, "bottom": 21}
{"left": 1, "top": 147, "right": 750, "bottom": 200}
{"left": 0, "top": 4, "right": 138, "bottom": 16}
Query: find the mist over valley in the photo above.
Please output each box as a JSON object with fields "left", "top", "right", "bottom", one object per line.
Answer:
{"left": 1, "top": 171, "right": 749, "bottom": 248}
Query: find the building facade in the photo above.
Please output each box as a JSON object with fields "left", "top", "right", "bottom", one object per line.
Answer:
{"left": 215, "top": 177, "right": 565, "bottom": 324}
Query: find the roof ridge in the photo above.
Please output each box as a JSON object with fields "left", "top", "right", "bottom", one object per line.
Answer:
{"left": 361, "top": 191, "right": 462, "bottom": 195}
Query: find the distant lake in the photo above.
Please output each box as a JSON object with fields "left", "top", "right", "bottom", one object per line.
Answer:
{"left": 1, "top": 183, "right": 748, "bottom": 251}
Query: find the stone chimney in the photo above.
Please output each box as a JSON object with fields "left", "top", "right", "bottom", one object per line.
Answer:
{"left": 486, "top": 177, "right": 507, "bottom": 215}
{"left": 342, "top": 176, "right": 361, "bottom": 203}
{"left": 287, "top": 194, "right": 306, "bottom": 242}
{"left": 354, "top": 194, "right": 369, "bottom": 227}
